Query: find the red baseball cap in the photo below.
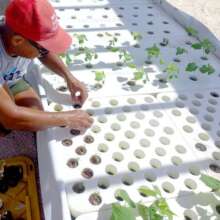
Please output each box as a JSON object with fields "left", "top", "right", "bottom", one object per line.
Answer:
{"left": 5, "top": 0, "right": 72, "bottom": 53}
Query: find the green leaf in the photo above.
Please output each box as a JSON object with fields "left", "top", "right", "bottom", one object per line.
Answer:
{"left": 148, "top": 205, "right": 163, "bottom": 220}
{"left": 159, "top": 59, "right": 165, "bottom": 65}
{"left": 200, "top": 39, "right": 216, "bottom": 54}
{"left": 128, "top": 63, "right": 137, "bottom": 69}
{"left": 138, "top": 186, "right": 158, "bottom": 197}
{"left": 192, "top": 43, "right": 202, "bottom": 49}
{"left": 199, "top": 64, "right": 215, "bottom": 75}
{"left": 115, "top": 189, "right": 136, "bottom": 208}
{"left": 153, "top": 186, "right": 162, "bottom": 197}
{"left": 93, "top": 71, "right": 106, "bottom": 81}
{"left": 110, "top": 47, "right": 119, "bottom": 52}
{"left": 154, "top": 198, "right": 175, "bottom": 220}
{"left": 134, "top": 71, "right": 144, "bottom": 80}
{"left": 146, "top": 44, "right": 160, "bottom": 58}
{"left": 111, "top": 203, "right": 135, "bottom": 220}
{"left": 200, "top": 174, "right": 220, "bottom": 191}
{"left": 105, "top": 32, "right": 112, "bottom": 37}
{"left": 131, "top": 32, "right": 143, "bottom": 41}
{"left": 185, "top": 26, "right": 198, "bottom": 37}
{"left": 165, "top": 63, "right": 179, "bottom": 75}
{"left": 137, "top": 203, "right": 149, "bottom": 220}
{"left": 185, "top": 63, "right": 198, "bottom": 72}
{"left": 176, "top": 47, "right": 187, "bottom": 55}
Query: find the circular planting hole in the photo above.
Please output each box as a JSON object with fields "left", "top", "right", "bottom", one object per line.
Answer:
{"left": 174, "top": 58, "right": 181, "bottom": 63}
{"left": 198, "top": 132, "right": 209, "bottom": 141}
{"left": 189, "top": 76, "right": 198, "bottom": 81}
{"left": 57, "top": 85, "right": 68, "bottom": 92}
{"left": 91, "top": 125, "right": 101, "bottom": 133}
{"left": 73, "top": 182, "right": 85, "bottom": 193}
{"left": 144, "top": 128, "right": 155, "bottom": 137}
{"left": 195, "top": 93, "right": 204, "bottom": 99}
{"left": 167, "top": 170, "right": 179, "bottom": 179}
{"left": 147, "top": 21, "right": 153, "bottom": 25}
{"left": 172, "top": 109, "right": 181, "bottom": 116}
{"left": 105, "top": 132, "right": 115, "bottom": 141}
{"left": 119, "top": 141, "right": 130, "bottom": 150}
{"left": 127, "top": 97, "right": 136, "bottom": 104}
{"left": 84, "top": 135, "right": 94, "bottom": 144}
{"left": 135, "top": 112, "right": 145, "bottom": 120}
{"left": 183, "top": 125, "right": 193, "bottom": 133}
{"left": 195, "top": 143, "right": 207, "bottom": 152}
{"left": 201, "top": 123, "right": 211, "bottom": 131}
{"left": 125, "top": 130, "right": 135, "bottom": 139}
{"left": 209, "top": 163, "right": 220, "bottom": 173}
{"left": 153, "top": 110, "right": 163, "bottom": 118}
{"left": 98, "top": 115, "right": 108, "bottom": 123}
{"left": 86, "top": 109, "right": 95, "bottom": 116}
{"left": 159, "top": 137, "right": 170, "bottom": 145}
{"left": 82, "top": 168, "right": 94, "bottom": 179}
{"left": 134, "top": 149, "right": 145, "bottom": 159}
{"left": 139, "top": 138, "right": 150, "bottom": 148}
{"left": 98, "top": 143, "right": 108, "bottom": 153}
{"left": 215, "top": 141, "right": 220, "bottom": 149}
{"left": 90, "top": 155, "right": 101, "bottom": 165}
{"left": 97, "top": 33, "right": 104, "bottom": 37}
{"left": 171, "top": 156, "right": 183, "bottom": 166}
{"left": 163, "top": 126, "right": 174, "bottom": 135}
{"left": 70, "top": 129, "right": 81, "bottom": 136}
{"left": 163, "top": 21, "right": 169, "bottom": 24}
{"left": 175, "top": 145, "right": 187, "bottom": 154}
{"left": 106, "top": 165, "right": 117, "bottom": 175}
{"left": 144, "top": 97, "right": 154, "bottom": 103}
{"left": 122, "top": 105, "right": 132, "bottom": 112}
{"left": 117, "top": 113, "right": 127, "bottom": 121}
{"left": 176, "top": 101, "right": 185, "bottom": 108}
{"left": 161, "top": 95, "right": 170, "bottom": 102}
{"left": 149, "top": 119, "right": 159, "bottom": 127}
{"left": 98, "top": 178, "right": 110, "bottom": 189}
{"left": 212, "top": 152, "right": 220, "bottom": 160}
{"left": 75, "top": 146, "right": 87, "bottom": 155}
{"left": 128, "top": 162, "right": 140, "bottom": 172}
{"left": 186, "top": 116, "right": 196, "bottom": 124}
{"left": 155, "top": 147, "right": 166, "bottom": 156}
{"left": 184, "top": 210, "right": 198, "bottom": 220}
{"left": 89, "top": 193, "right": 102, "bottom": 206}
{"left": 210, "top": 92, "right": 219, "bottom": 98}
{"left": 105, "top": 107, "right": 114, "bottom": 114}
{"left": 110, "top": 99, "right": 118, "bottom": 106}
{"left": 192, "top": 100, "right": 201, "bottom": 107}
{"left": 54, "top": 104, "right": 63, "bottom": 112}
{"left": 189, "top": 107, "right": 199, "bottom": 115}
{"left": 62, "top": 139, "right": 73, "bottom": 147}
{"left": 208, "top": 99, "right": 218, "bottom": 105}
{"left": 184, "top": 178, "right": 197, "bottom": 190}
{"left": 204, "top": 114, "right": 214, "bottom": 122}
{"left": 92, "top": 101, "right": 101, "bottom": 107}
{"left": 162, "top": 182, "right": 175, "bottom": 193}
{"left": 67, "top": 158, "right": 78, "bottom": 168}
{"left": 116, "top": 61, "right": 123, "bottom": 67}
{"left": 122, "top": 175, "right": 134, "bottom": 185}
{"left": 112, "top": 152, "right": 124, "bottom": 162}
{"left": 150, "top": 159, "right": 162, "bottom": 168}
{"left": 130, "top": 121, "right": 140, "bottom": 129}
{"left": 111, "top": 123, "right": 121, "bottom": 131}
{"left": 215, "top": 205, "right": 220, "bottom": 215}
{"left": 164, "top": 30, "right": 170, "bottom": 34}
{"left": 145, "top": 172, "right": 157, "bottom": 182}
{"left": 189, "top": 165, "right": 200, "bottom": 176}
{"left": 147, "top": 31, "right": 154, "bottom": 35}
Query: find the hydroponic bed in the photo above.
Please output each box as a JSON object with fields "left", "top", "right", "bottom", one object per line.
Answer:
{"left": 35, "top": 0, "right": 220, "bottom": 219}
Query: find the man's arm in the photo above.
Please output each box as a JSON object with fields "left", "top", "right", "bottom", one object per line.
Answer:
{"left": 38, "top": 52, "right": 88, "bottom": 105}
{"left": 0, "top": 86, "right": 92, "bottom": 131}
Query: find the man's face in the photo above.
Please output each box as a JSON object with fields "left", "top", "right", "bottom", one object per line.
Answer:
{"left": 11, "top": 34, "right": 48, "bottom": 59}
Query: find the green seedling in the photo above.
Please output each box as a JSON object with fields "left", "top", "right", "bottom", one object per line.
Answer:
{"left": 165, "top": 63, "right": 179, "bottom": 80}
{"left": 176, "top": 47, "right": 187, "bottom": 55}
{"left": 200, "top": 174, "right": 220, "bottom": 191}
{"left": 108, "top": 36, "right": 119, "bottom": 52}
{"left": 110, "top": 187, "right": 175, "bottom": 220}
{"left": 131, "top": 32, "right": 143, "bottom": 42}
{"left": 92, "top": 70, "right": 106, "bottom": 89}
{"left": 146, "top": 44, "right": 160, "bottom": 63}
{"left": 119, "top": 50, "right": 133, "bottom": 64}
{"left": 59, "top": 53, "right": 72, "bottom": 65}
{"left": 76, "top": 47, "right": 98, "bottom": 67}
{"left": 199, "top": 64, "right": 215, "bottom": 75}
{"left": 192, "top": 38, "right": 215, "bottom": 59}
{"left": 74, "top": 33, "right": 88, "bottom": 49}
{"left": 185, "top": 26, "right": 198, "bottom": 37}
{"left": 185, "top": 62, "right": 198, "bottom": 72}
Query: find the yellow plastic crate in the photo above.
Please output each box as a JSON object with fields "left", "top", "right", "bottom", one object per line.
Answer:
{"left": 0, "top": 156, "right": 40, "bottom": 220}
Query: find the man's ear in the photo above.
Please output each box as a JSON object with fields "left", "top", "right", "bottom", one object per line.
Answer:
{"left": 11, "top": 35, "right": 25, "bottom": 47}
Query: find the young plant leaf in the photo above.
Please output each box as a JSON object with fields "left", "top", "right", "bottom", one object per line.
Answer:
{"left": 200, "top": 174, "right": 220, "bottom": 191}
{"left": 176, "top": 47, "right": 187, "bottom": 55}
{"left": 137, "top": 203, "right": 149, "bottom": 220}
{"left": 111, "top": 203, "right": 135, "bottom": 220}
{"left": 138, "top": 186, "right": 158, "bottom": 197}
{"left": 159, "top": 59, "right": 165, "bottom": 65}
{"left": 199, "top": 64, "right": 215, "bottom": 75}
{"left": 134, "top": 71, "right": 144, "bottom": 80}
{"left": 146, "top": 44, "right": 160, "bottom": 58}
{"left": 93, "top": 71, "right": 106, "bottom": 82}
{"left": 115, "top": 189, "right": 136, "bottom": 208}
{"left": 185, "top": 26, "right": 198, "bottom": 37}
{"left": 185, "top": 63, "right": 198, "bottom": 72}
{"left": 128, "top": 63, "right": 137, "bottom": 69}
{"left": 191, "top": 43, "right": 202, "bottom": 50}
{"left": 200, "top": 38, "right": 215, "bottom": 54}
{"left": 131, "top": 32, "right": 143, "bottom": 42}
{"left": 110, "top": 47, "right": 119, "bottom": 52}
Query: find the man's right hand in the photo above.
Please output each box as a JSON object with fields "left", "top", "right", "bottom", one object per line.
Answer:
{"left": 64, "top": 110, "right": 93, "bottom": 132}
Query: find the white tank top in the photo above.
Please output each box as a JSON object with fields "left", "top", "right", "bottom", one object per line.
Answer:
{"left": 0, "top": 36, "right": 31, "bottom": 85}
